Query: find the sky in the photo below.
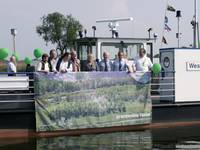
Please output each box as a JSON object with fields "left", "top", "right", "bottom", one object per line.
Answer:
{"left": 0, "top": 0, "right": 197, "bottom": 59}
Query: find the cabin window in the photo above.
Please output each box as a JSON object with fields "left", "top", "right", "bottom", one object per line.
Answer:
{"left": 78, "top": 45, "right": 88, "bottom": 61}
{"left": 78, "top": 45, "right": 96, "bottom": 61}
{"left": 100, "top": 43, "right": 144, "bottom": 60}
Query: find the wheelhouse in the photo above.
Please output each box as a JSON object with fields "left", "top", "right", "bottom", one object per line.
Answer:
{"left": 75, "top": 37, "right": 154, "bottom": 66}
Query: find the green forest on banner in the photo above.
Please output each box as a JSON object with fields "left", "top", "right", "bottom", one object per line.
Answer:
{"left": 35, "top": 72, "right": 151, "bottom": 132}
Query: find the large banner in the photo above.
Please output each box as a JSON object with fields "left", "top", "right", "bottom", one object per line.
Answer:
{"left": 35, "top": 72, "right": 151, "bottom": 132}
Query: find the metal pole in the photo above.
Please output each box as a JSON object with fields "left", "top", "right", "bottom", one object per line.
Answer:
{"left": 92, "top": 26, "right": 96, "bottom": 37}
{"left": 93, "top": 30, "right": 95, "bottom": 37}
{"left": 11, "top": 29, "right": 17, "bottom": 53}
{"left": 176, "top": 10, "right": 181, "bottom": 48}
{"left": 148, "top": 31, "right": 151, "bottom": 39}
{"left": 13, "top": 35, "right": 16, "bottom": 53}
{"left": 197, "top": 22, "right": 200, "bottom": 47}
{"left": 177, "top": 17, "right": 180, "bottom": 48}
{"left": 194, "top": 0, "right": 197, "bottom": 48}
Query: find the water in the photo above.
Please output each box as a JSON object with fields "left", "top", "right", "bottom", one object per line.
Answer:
{"left": 1, "top": 125, "right": 200, "bottom": 150}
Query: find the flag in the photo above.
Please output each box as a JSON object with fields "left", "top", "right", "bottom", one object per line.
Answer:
{"left": 165, "top": 16, "right": 168, "bottom": 24}
{"left": 164, "top": 24, "right": 172, "bottom": 32}
{"left": 167, "top": 5, "right": 176, "bottom": 12}
{"left": 162, "top": 36, "right": 168, "bottom": 44}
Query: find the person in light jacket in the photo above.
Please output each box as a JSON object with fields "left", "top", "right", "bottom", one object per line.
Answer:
{"left": 99, "top": 52, "right": 113, "bottom": 72}
{"left": 7, "top": 56, "right": 17, "bottom": 76}
{"left": 112, "top": 51, "right": 129, "bottom": 71}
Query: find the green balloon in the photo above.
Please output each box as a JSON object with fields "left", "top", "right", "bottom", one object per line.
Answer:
{"left": 24, "top": 57, "right": 32, "bottom": 65}
{"left": 152, "top": 63, "right": 161, "bottom": 74}
{"left": 34, "top": 48, "right": 43, "bottom": 58}
{"left": 12, "top": 52, "right": 19, "bottom": 61}
{"left": 0, "top": 48, "right": 9, "bottom": 60}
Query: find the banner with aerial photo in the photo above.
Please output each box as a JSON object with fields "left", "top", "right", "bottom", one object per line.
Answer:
{"left": 34, "top": 72, "right": 151, "bottom": 132}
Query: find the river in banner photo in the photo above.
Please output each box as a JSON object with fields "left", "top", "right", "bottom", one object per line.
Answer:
{"left": 1, "top": 125, "right": 200, "bottom": 150}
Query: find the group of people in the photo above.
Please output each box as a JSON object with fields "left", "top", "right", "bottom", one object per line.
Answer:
{"left": 7, "top": 47, "right": 153, "bottom": 75}
{"left": 36, "top": 48, "right": 153, "bottom": 73}
{"left": 36, "top": 49, "right": 80, "bottom": 73}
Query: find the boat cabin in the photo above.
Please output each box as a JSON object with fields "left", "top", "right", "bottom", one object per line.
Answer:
{"left": 75, "top": 37, "right": 154, "bottom": 69}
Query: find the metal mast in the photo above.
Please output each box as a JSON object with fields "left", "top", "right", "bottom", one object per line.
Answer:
{"left": 176, "top": 10, "right": 181, "bottom": 48}
{"left": 193, "top": 0, "right": 198, "bottom": 48}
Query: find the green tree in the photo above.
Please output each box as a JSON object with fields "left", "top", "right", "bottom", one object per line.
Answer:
{"left": 36, "top": 12, "right": 83, "bottom": 54}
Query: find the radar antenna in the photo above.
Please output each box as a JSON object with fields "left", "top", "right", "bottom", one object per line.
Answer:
{"left": 96, "top": 17, "right": 133, "bottom": 38}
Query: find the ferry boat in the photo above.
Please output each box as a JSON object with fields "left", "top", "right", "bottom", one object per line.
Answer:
{"left": 1, "top": 4, "right": 200, "bottom": 136}
{"left": 1, "top": 34, "right": 200, "bottom": 138}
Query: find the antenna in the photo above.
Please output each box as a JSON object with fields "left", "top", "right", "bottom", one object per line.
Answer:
{"left": 96, "top": 17, "right": 133, "bottom": 38}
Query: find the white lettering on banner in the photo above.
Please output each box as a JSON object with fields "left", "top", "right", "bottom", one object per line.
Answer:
{"left": 186, "top": 62, "right": 200, "bottom": 71}
{"left": 116, "top": 113, "right": 151, "bottom": 120}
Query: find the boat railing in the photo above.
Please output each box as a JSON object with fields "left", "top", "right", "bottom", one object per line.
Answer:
{"left": 151, "top": 71, "right": 175, "bottom": 104}
{"left": 0, "top": 71, "right": 175, "bottom": 106}
{"left": 0, "top": 72, "right": 35, "bottom": 113}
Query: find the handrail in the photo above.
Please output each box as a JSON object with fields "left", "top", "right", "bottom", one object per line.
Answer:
{"left": 0, "top": 70, "right": 175, "bottom": 74}
{"left": 0, "top": 93, "right": 35, "bottom": 96}
{"left": 0, "top": 100, "right": 34, "bottom": 103}
{"left": 151, "top": 89, "right": 175, "bottom": 92}
{"left": 0, "top": 71, "right": 176, "bottom": 103}
{"left": 151, "top": 95, "right": 175, "bottom": 98}
{"left": 151, "top": 77, "right": 174, "bottom": 80}
{"left": 0, "top": 72, "right": 34, "bottom": 75}
{"left": 151, "top": 83, "right": 174, "bottom": 86}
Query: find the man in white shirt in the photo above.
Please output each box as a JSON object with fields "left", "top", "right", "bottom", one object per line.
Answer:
{"left": 99, "top": 52, "right": 113, "bottom": 72}
{"left": 36, "top": 54, "right": 50, "bottom": 73}
{"left": 7, "top": 56, "right": 17, "bottom": 76}
{"left": 112, "top": 51, "right": 129, "bottom": 71}
{"left": 133, "top": 48, "right": 153, "bottom": 72}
